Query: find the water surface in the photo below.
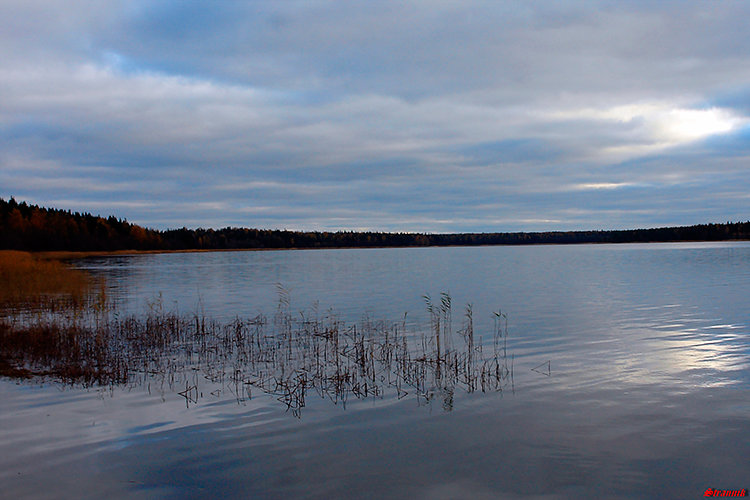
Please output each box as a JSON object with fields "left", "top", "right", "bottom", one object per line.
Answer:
{"left": 2, "top": 242, "right": 749, "bottom": 498}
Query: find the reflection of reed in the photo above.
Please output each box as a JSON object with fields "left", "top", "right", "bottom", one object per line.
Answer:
{"left": 1, "top": 289, "right": 514, "bottom": 416}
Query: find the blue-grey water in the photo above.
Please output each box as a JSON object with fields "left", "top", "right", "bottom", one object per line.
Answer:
{"left": 2, "top": 242, "right": 750, "bottom": 498}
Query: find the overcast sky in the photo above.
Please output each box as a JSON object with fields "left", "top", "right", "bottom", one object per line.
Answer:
{"left": 2, "top": 1, "right": 750, "bottom": 232}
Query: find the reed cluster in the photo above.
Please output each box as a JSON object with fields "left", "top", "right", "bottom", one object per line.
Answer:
{"left": 0, "top": 252, "right": 513, "bottom": 415}
{"left": 2, "top": 298, "right": 513, "bottom": 415}
{"left": 0, "top": 250, "right": 93, "bottom": 312}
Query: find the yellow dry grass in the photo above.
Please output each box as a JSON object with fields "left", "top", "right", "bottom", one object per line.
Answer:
{"left": 0, "top": 250, "right": 93, "bottom": 309}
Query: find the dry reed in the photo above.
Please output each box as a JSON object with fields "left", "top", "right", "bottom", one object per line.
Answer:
{"left": 0, "top": 253, "right": 514, "bottom": 416}
{"left": 0, "top": 250, "right": 93, "bottom": 312}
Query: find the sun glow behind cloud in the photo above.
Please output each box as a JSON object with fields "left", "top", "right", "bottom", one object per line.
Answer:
{"left": 550, "top": 103, "right": 747, "bottom": 161}
{"left": 658, "top": 107, "right": 740, "bottom": 141}
{"left": 606, "top": 104, "right": 744, "bottom": 144}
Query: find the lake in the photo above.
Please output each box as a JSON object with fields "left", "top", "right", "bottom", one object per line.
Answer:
{"left": 2, "top": 242, "right": 750, "bottom": 498}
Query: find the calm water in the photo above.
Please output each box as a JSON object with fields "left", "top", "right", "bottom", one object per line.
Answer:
{"left": 2, "top": 242, "right": 750, "bottom": 498}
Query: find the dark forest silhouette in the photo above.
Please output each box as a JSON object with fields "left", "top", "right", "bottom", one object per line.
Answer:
{"left": 1, "top": 197, "right": 748, "bottom": 252}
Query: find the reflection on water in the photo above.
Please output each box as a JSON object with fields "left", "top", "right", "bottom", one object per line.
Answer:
{"left": 2, "top": 242, "right": 750, "bottom": 498}
{"left": 2, "top": 288, "right": 514, "bottom": 417}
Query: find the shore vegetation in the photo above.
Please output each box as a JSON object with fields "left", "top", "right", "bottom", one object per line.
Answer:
{"left": 0, "top": 251, "right": 513, "bottom": 415}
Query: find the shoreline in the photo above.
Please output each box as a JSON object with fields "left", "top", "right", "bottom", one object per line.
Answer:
{"left": 32, "top": 238, "right": 750, "bottom": 260}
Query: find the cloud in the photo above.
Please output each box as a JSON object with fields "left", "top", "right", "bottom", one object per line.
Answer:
{"left": 1, "top": 1, "right": 750, "bottom": 231}
{"left": 572, "top": 183, "right": 636, "bottom": 191}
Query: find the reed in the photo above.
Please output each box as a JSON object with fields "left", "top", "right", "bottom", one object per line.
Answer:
{"left": 0, "top": 250, "right": 93, "bottom": 312}
{"left": 0, "top": 259, "right": 515, "bottom": 416}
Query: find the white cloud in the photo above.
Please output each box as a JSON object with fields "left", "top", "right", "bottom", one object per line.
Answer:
{"left": 546, "top": 102, "right": 747, "bottom": 161}
{"left": 572, "top": 182, "right": 635, "bottom": 191}
{"left": 655, "top": 107, "right": 741, "bottom": 142}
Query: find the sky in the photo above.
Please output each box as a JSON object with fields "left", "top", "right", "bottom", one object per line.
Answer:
{"left": 2, "top": 1, "right": 750, "bottom": 232}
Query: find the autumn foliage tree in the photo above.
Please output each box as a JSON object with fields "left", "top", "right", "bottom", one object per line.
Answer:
{"left": 0, "top": 198, "right": 164, "bottom": 251}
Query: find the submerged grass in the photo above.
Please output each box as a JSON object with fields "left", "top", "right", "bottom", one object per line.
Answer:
{"left": 0, "top": 252, "right": 514, "bottom": 416}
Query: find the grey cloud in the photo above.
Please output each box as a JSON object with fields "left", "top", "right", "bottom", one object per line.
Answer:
{"left": 1, "top": 1, "right": 750, "bottom": 232}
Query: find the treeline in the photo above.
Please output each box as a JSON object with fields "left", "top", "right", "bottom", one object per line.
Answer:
{"left": 0, "top": 198, "right": 163, "bottom": 251}
{"left": 1, "top": 197, "right": 749, "bottom": 252}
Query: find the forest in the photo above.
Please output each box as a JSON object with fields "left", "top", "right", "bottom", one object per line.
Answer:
{"left": 1, "top": 197, "right": 749, "bottom": 252}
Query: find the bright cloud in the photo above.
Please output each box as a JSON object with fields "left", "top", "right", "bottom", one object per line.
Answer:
{"left": 657, "top": 108, "right": 741, "bottom": 142}
{"left": 573, "top": 183, "right": 636, "bottom": 191}
{"left": 548, "top": 103, "right": 747, "bottom": 161}
{"left": 602, "top": 104, "right": 744, "bottom": 144}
